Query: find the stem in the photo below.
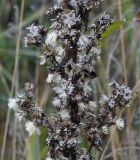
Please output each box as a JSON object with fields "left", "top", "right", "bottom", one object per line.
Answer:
{"left": 70, "top": 100, "right": 80, "bottom": 124}
{"left": 118, "top": 0, "right": 127, "bottom": 84}
{"left": 71, "top": 149, "right": 77, "bottom": 160}
{"left": 12, "top": 1, "right": 25, "bottom": 160}
{"left": 118, "top": 3, "right": 133, "bottom": 158}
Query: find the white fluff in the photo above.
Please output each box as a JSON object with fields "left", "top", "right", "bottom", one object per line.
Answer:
{"left": 64, "top": 13, "right": 81, "bottom": 28}
{"left": 25, "top": 121, "right": 40, "bottom": 136}
{"left": 59, "top": 92, "right": 67, "bottom": 103}
{"left": 78, "top": 102, "right": 86, "bottom": 112}
{"left": 8, "top": 98, "right": 18, "bottom": 111}
{"left": 89, "top": 101, "right": 97, "bottom": 108}
{"left": 70, "top": 0, "right": 78, "bottom": 8}
{"left": 57, "top": 46, "right": 64, "bottom": 56}
{"left": 59, "top": 109, "right": 70, "bottom": 120}
{"left": 40, "top": 55, "right": 46, "bottom": 65}
{"left": 46, "top": 74, "right": 54, "bottom": 83}
{"left": 116, "top": 118, "right": 124, "bottom": 130}
{"left": 45, "top": 31, "right": 57, "bottom": 47}
{"left": 102, "top": 125, "right": 109, "bottom": 134}
{"left": 15, "top": 111, "right": 26, "bottom": 121}
{"left": 78, "top": 35, "right": 89, "bottom": 47}
{"left": 52, "top": 98, "right": 61, "bottom": 108}
{"left": 26, "top": 23, "right": 40, "bottom": 36}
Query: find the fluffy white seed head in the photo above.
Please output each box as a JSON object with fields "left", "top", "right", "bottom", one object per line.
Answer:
{"left": 116, "top": 118, "right": 124, "bottom": 130}
{"left": 57, "top": 46, "right": 64, "bottom": 56}
{"left": 102, "top": 125, "right": 109, "bottom": 134}
{"left": 59, "top": 109, "right": 70, "bottom": 120}
{"left": 15, "top": 111, "right": 26, "bottom": 121}
{"left": 25, "top": 121, "right": 40, "bottom": 136}
{"left": 46, "top": 74, "right": 54, "bottom": 84}
{"left": 89, "top": 101, "right": 97, "bottom": 108}
{"left": 52, "top": 98, "right": 61, "bottom": 108}
{"left": 59, "top": 92, "right": 67, "bottom": 103}
{"left": 78, "top": 102, "right": 87, "bottom": 112}
{"left": 8, "top": 98, "right": 18, "bottom": 111}
{"left": 40, "top": 55, "right": 46, "bottom": 65}
{"left": 78, "top": 35, "right": 89, "bottom": 47}
{"left": 45, "top": 31, "right": 57, "bottom": 47}
{"left": 64, "top": 13, "right": 81, "bottom": 28}
{"left": 26, "top": 23, "right": 41, "bottom": 36}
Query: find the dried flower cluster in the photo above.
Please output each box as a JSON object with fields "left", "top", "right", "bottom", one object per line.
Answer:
{"left": 8, "top": 0, "right": 133, "bottom": 159}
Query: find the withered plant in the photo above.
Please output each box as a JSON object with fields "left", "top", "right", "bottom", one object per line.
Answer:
{"left": 8, "top": 0, "right": 132, "bottom": 159}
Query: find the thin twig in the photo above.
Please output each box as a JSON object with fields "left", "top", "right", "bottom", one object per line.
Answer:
{"left": 118, "top": 0, "right": 127, "bottom": 84}
{"left": 12, "top": 1, "right": 24, "bottom": 160}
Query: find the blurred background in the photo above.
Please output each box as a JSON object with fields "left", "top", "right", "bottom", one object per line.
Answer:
{"left": 0, "top": 0, "right": 140, "bottom": 160}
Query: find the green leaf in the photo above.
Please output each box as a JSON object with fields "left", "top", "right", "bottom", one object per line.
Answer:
{"left": 40, "top": 127, "right": 48, "bottom": 160}
{"left": 27, "top": 134, "right": 40, "bottom": 160}
{"left": 99, "top": 21, "right": 124, "bottom": 48}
